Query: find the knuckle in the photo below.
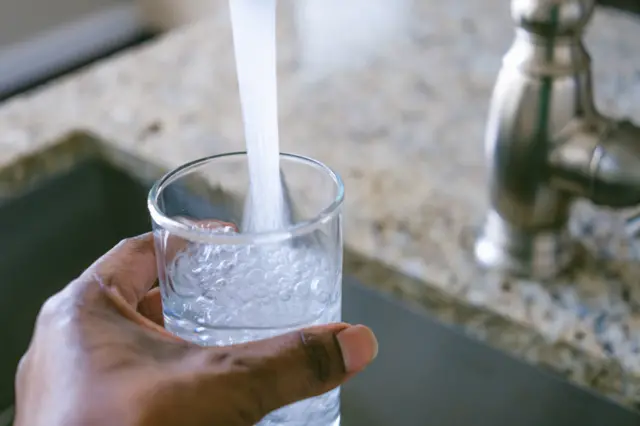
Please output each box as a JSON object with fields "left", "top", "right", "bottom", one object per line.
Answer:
{"left": 202, "top": 350, "right": 270, "bottom": 423}
{"left": 15, "top": 352, "right": 31, "bottom": 393}
{"left": 37, "top": 293, "right": 64, "bottom": 322}
{"left": 299, "top": 330, "right": 340, "bottom": 386}
{"left": 201, "top": 349, "right": 233, "bottom": 370}
{"left": 16, "top": 352, "right": 30, "bottom": 377}
{"left": 37, "top": 284, "right": 93, "bottom": 327}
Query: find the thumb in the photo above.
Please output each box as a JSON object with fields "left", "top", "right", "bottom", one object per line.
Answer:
{"left": 202, "top": 323, "right": 378, "bottom": 420}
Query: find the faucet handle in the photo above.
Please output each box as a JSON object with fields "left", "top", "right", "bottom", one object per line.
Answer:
{"left": 511, "top": 0, "right": 594, "bottom": 36}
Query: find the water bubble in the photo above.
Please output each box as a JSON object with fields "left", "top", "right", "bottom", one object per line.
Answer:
{"left": 294, "top": 281, "right": 310, "bottom": 299}
{"left": 318, "top": 291, "right": 330, "bottom": 304}
{"left": 280, "top": 292, "right": 292, "bottom": 302}
{"left": 167, "top": 240, "right": 339, "bottom": 331}
{"left": 233, "top": 249, "right": 245, "bottom": 263}
{"left": 254, "top": 284, "right": 270, "bottom": 299}
{"left": 203, "top": 288, "right": 217, "bottom": 300}
{"left": 236, "top": 284, "right": 255, "bottom": 303}
{"left": 278, "top": 278, "right": 294, "bottom": 302}
{"left": 277, "top": 276, "right": 293, "bottom": 288}
{"left": 218, "top": 260, "right": 233, "bottom": 270}
{"left": 247, "top": 268, "right": 265, "bottom": 283}
{"left": 310, "top": 278, "right": 320, "bottom": 292}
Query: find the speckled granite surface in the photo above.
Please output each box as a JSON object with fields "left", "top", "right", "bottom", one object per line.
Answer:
{"left": 1, "top": 0, "right": 640, "bottom": 408}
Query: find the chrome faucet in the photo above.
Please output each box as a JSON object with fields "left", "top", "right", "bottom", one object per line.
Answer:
{"left": 474, "top": 0, "right": 640, "bottom": 279}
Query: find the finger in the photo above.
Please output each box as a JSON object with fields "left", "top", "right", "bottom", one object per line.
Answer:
{"left": 81, "top": 233, "right": 159, "bottom": 307}
{"left": 101, "top": 283, "right": 184, "bottom": 342}
{"left": 84, "top": 220, "right": 234, "bottom": 321}
{"left": 199, "top": 323, "right": 378, "bottom": 417}
{"left": 138, "top": 288, "right": 164, "bottom": 327}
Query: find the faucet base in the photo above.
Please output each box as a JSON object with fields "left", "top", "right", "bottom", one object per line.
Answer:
{"left": 474, "top": 211, "right": 576, "bottom": 280}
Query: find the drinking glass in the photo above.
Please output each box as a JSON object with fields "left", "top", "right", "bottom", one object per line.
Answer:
{"left": 147, "top": 152, "right": 344, "bottom": 426}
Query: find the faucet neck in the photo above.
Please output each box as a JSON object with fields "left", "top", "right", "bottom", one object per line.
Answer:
{"left": 506, "top": 29, "right": 597, "bottom": 118}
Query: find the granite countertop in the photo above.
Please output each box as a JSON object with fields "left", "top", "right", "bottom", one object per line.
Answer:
{"left": 2, "top": 0, "right": 640, "bottom": 408}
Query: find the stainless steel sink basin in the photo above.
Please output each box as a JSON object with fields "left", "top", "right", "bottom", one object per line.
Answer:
{"left": 1, "top": 157, "right": 639, "bottom": 425}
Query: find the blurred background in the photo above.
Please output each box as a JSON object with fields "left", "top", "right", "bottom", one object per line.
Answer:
{"left": 0, "top": 0, "right": 638, "bottom": 101}
{"left": 0, "top": 1, "right": 639, "bottom": 426}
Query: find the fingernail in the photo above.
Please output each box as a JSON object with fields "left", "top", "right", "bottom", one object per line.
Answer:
{"left": 336, "top": 325, "right": 378, "bottom": 373}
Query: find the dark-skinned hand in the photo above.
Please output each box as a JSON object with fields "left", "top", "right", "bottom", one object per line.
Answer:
{"left": 14, "top": 233, "right": 378, "bottom": 426}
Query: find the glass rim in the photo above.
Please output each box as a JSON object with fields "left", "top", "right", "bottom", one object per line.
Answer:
{"left": 147, "top": 151, "right": 345, "bottom": 245}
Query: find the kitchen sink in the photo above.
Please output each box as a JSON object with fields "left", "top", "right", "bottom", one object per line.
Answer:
{"left": 1, "top": 156, "right": 639, "bottom": 426}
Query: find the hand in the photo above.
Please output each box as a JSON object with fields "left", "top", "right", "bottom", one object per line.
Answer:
{"left": 14, "top": 233, "right": 378, "bottom": 426}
